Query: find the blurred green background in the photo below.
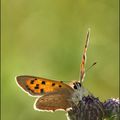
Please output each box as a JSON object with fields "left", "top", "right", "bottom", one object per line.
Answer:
{"left": 1, "top": 0, "right": 119, "bottom": 120}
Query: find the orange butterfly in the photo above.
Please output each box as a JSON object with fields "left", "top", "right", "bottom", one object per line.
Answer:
{"left": 16, "top": 29, "right": 90, "bottom": 111}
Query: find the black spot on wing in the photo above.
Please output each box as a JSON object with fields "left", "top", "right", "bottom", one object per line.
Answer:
{"left": 36, "top": 84, "right": 39, "bottom": 86}
{"left": 26, "top": 85, "right": 35, "bottom": 93}
{"left": 34, "top": 84, "right": 40, "bottom": 89}
{"left": 41, "top": 81, "right": 46, "bottom": 85}
{"left": 52, "top": 83, "right": 55, "bottom": 86}
{"left": 34, "top": 86, "right": 39, "bottom": 89}
{"left": 30, "top": 80, "right": 34, "bottom": 84}
{"left": 26, "top": 85, "right": 31, "bottom": 90}
{"left": 40, "top": 89, "right": 44, "bottom": 94}
{"left": 59, "top": 85, "right": 62, "bottom": 88}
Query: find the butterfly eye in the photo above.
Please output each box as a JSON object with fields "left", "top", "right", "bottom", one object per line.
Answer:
{"left": 73, "top": 82, "right": 81, "bottom": 89}
{"left": 73, "top": 85, "right": 77, "bottom": 89}
{"left": 78, "top": 82, "right": 81, "bottom": 87}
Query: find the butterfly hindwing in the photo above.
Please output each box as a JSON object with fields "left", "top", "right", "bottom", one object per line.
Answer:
{"left": 35, "top": 92, "right": 73, "bottom": 111}
{"left": 16, "top": 75, "right": 74, "bottom": 96}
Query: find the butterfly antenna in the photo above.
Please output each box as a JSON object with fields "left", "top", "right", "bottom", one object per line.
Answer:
{"left": 86, "top": 62, "right": 97, "bottom": 73}
{"left": 80, "top": 28, "right": 90, "bottom": 84}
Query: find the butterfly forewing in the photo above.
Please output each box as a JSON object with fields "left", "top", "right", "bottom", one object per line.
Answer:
{"left": 16, "top": 75, "right": 74, "bottom": 96}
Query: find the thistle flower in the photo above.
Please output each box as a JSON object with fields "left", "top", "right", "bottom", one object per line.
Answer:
{"left": 103, "top": 98, "right": 120, "bottom": 119}
{"left": 67, "top": 95, "right": 105, "bottom": 120}
{"left": 67, "top": 96, "right": 120, "bottom": 120}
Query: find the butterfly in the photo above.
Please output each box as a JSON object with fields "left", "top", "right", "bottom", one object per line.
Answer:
{"left": 16, "top": 29, "right": 90, "bottom": 111}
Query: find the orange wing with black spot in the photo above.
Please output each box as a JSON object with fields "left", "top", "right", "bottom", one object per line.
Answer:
{"left": 16, "top": 75, "right": 74, "bottom": 96}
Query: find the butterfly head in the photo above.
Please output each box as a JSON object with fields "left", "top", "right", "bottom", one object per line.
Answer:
{"left": 71, "top": 81, "right": 89, "bottom": 105}
{"left": 73, "top": 82, "right": 81, "bottom": 90}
